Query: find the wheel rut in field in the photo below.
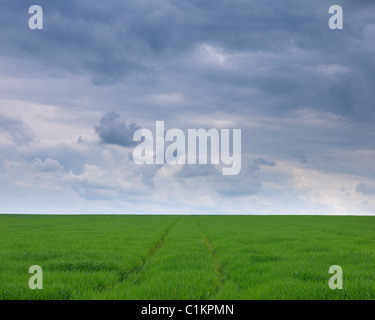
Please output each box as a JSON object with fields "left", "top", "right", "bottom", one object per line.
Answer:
{"left": 197, "top": 221, "right": 224, "bottom": 298}
{"left": 119, "top": 218, "right": 180, "bottom": 282}
{"left": 99, "top": 218, "right": 180, "bottom": 293}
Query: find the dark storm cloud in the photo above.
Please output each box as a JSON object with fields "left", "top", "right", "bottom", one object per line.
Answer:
{"left": 0, "top": 1, "right": 157, "bottom": 83}
{"left": 95, "top": 112, "right": 140, "bottom": 147}
{"left": 0, "top": 114, "right": 33, "bottom": 145}
{"left": 1, "top": 0, "right": 375, "bottom": 121}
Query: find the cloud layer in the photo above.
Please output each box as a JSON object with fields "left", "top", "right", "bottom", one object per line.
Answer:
{"left": 95, "top": 112, "right": 140, "bottom": 147}
{"left": 0, "top": 0, "right": 375, "bottom": 214}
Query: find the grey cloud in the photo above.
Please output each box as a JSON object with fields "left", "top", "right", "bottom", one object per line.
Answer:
{"left": 31, "top": 158, "right": 64, "bottom": 172}
{"left": 0, "top": 1, "right": 155, "bottom": 84}
{"left": 138, "top": 165, "right": 163, "bottom": 187}
{"left": 287, "top": 151, "right": 308, "bottom": 164}
{"left": 254, "top": 157, "right": 276, "bottom": 167}
{"left": 95, "top": 112, "right": 140, "bottom": 147}
{"left": 1, "top": 0, "right": 375, "bottom": 213}
{"left": 213, "top": 158, "right": 265, "bottom": 197}
{"left": 356, "top": 182, "right": 375, "bottom": 195}
{"left": 0, "top": 114, "right": 33, "bottom": 145}
{"left": 176, "top": 164, "right": 220, "bottom": 178}
{"left": 1, "top": 0, "right": 375, "bottom": 121}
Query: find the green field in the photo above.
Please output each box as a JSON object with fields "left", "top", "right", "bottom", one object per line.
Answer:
{"left": 0, "top": 215, "right": 374, "bottom": 300}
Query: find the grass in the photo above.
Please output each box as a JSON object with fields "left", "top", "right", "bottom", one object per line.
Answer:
{"left": 0, "top": 215, "right": 374, "bottom": 300}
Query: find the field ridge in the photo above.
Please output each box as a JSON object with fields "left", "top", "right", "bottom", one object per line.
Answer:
{"left": 99, "top": 217, "right": 181, "bottom": 295}
{"left": 197, "top": 220, "right": 224, "bottom": 299}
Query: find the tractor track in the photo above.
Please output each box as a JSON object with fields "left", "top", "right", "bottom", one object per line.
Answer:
{"left": 98, "top": 218, "right": 180, "bottom": 294}
{"left": 197, "top": 221, "right": 224, "bottom": 299}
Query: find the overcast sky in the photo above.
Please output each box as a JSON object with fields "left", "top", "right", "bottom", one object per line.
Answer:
{"left": 1, "top": 0, "right": 375, "bottom": 214}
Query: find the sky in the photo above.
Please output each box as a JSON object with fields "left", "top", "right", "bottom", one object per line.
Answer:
{"left": 0, "top": 0, "right": 375, "bottom": 214}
